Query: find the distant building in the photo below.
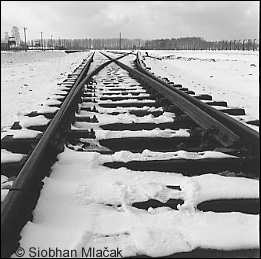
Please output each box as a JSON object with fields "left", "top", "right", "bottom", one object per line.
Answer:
{"left": 1, "top": 36, "right": 16, "bottom": 51}
{"left": 8, "top": 36, "right": 16, "bottom": 46}
{"left": 34, "top": 40, "right": 41, "bottom": 47}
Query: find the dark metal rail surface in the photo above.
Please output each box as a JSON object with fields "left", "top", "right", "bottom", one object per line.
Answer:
{"left": 1, "top": 50, "right": 259, "bottom": 258}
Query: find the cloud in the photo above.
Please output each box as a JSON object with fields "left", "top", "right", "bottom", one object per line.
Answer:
{"left": 1, "top": 1, "right": 259, "bottom": 41}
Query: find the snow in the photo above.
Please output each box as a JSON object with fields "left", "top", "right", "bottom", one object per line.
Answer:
{"left": 110, "top": 149, "right": 237, "bottom": 163}
{"left": 78, "top": 106, "right": 163, "bottom": 114}
{"left": 75, "top": 111, "right": 175, "bottom": 125}
{"left": 19, "top": 115, "right": 50, "bottom": 128}
{"left": 1, "top": 175, "right": 15, "bottom": 202}
{"left": 1, "top": 128, "right": 43, "bottom": 139}
{"left": 139, "top": 50, "right": 259, "bottom": 127}
{"left": 1, "top": 149, "right": 25, "bottom": 163}
{"left": 1, "top": 50, "right": 91, "bottom": 128}
{"left": 1, "top": 149, "right": 24, "bottom": 201}
{"left": 1, "top": 50, "right": 259, "bottom": 257}
{"left": 34, "top": 106, "right": 60, "bottom": 114}
{"left": 1, "top": 173, "right": 16, "bottom": 202}
{"left": 71, "top": 127, "right": 191, "bottom": 140}
{"left": 98, "top": 98, "right": 156, "bottom": 104}
{"left": 41, "top": 99, "right": 62, "bottom": 106}
{"left": 13, "top": 147, "right": 259, "bottom": 258}
{"left": 93, "top": 88, "right": 147, "bottom": 94}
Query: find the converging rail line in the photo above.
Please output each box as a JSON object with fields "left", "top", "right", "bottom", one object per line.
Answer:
{"left": 1, "top": 51, "right": 259, "bottom": 258}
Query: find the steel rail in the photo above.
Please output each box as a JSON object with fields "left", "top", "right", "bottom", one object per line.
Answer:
{"left": 1, "top": 51, "right": 259, "bottom": 258}
{"left": 134, "top": 52, "right": 259, "bottom": 154}
{"left": 101, "top": 52, "right": 241, "bottom": 148}
{"left": 1, "top": 50, "right": 259, "bottom": 257}
{"left": 1, "top": 52, "right": 121, "bottom": 258}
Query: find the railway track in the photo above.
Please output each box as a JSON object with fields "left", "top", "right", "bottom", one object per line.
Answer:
{"left": 1, "top": 51, "right": 259, "bottom": 258}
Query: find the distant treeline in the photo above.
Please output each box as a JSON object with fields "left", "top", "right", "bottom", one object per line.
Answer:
{"left": 143, "top": 37, "right": 258, "bottom": 51}
{"left": 1, "top": 37, "right": 258, "bottom": 51}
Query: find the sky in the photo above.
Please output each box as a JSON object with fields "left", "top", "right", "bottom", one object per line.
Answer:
{"left": 1, "top": 1, "right": 259, "bottom": 42}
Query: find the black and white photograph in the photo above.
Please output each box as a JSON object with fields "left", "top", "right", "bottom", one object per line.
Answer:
{"left": 1, "top": 1, "right": 259, "bottom": 258}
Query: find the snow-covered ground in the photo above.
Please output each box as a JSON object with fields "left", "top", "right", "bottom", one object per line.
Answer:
{"left": 102, "top": 50, "right": 259, "bottom": 132}
{"left": 1, "top": 50, "right": 259, "bottom": 257}
{"left": 13, "top": 147, "right": 259, "bottom": 258}
{"left": 1, "top": 50, "right": 91, "bottom": 128}
{"left": 140, "top": 50, "right": 259, "bottom": 124}
{"left": 2, "top": 50, "right": 258, "bottom": 129}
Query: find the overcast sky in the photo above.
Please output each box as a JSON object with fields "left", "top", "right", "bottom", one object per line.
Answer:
{"left": 1, "top": 1, "right": 259, "bottom": 41}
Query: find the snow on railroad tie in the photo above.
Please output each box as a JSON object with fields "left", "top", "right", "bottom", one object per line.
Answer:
{"left": 1, "top": 174, "right": 15, "bottom": 202}
{"left": 99, "top": 93, "right": 151, "bottom": 98}
{"left": 71, "top": 127, "right": 190, "bottom": 140}
{"left": 74, "top": 111, "right": 175, "bottom": 125}
{"left": 110, "top": 149, "right": 238, "bottom": 163}
{"left": 93, "top": 89, "right": 147, "bottom": 95}
{"left": 98, "top": 98, "right": 156, "bottom": 104}
{"left": 1, "top": 114, "right": 51, "bottom": 135}
{"left": 1, "top": 128, "right": 43, "bottom": 139}
{"left": 92, "top": 85, "right": 144, "bottom": 91}
{"left": 33, "top": 105, "right": 60, "bottom": 114}
{"left": 1, "top": 149, "right": 26, "bottom": 163}
{"left": 77, "top": 106, "right": 164, "bottom": 115}
{"left": 1, "top": 149, "right": 26, "bottom": 201}
{"left": 96, "top": 128, "right": 190, "bottom": 139}
{"left": 50, "top": 90, "right": 69, "bottom": 96}
{"left": 15, "top": 146, "right": 259, "bottom": 258}
{"left": 18, "top": 115, "right": 50, "bottom": 128}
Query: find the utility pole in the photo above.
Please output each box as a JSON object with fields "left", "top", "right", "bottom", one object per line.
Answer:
{"left": 51, "top": 35, "right": 53, "bottom": 51}
{"left": 253, "top": 39, "right": 256, "bottom": 51}
{"left": 119, "top": 32, "right": 121, "bottom": 50}
{"left": 40, "top": 32, "right": 43, "bottom": 51}
{"left": 23, "top": 27, "right": 27, "bottom": 52}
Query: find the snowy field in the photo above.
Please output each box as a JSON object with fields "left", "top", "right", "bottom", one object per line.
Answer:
{"left": 140, "top": 50, "right": 259, "bottom": 126}
{"left": 1, "top": 50, "right": 91, "bottom": 128}
{"left": 1, "top": 50, "right": 259, "bottom": 257}
{"left": 1, "top": 50, "right": 259, "bottom": 129}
